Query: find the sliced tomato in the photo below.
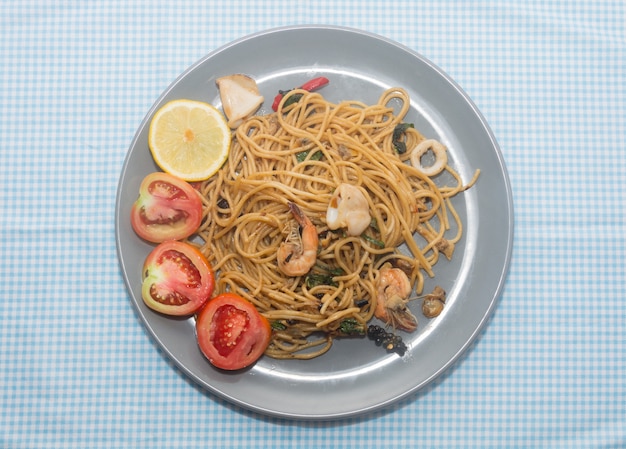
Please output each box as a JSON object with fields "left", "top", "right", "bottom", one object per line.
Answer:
{"left": 131, "top": 172, "right": 203, "bottom": 243}
{"left": 196, "top": 293, "right": 271, "bottom": 370}
{"left": 141, "top": 241, "right": 215, "bottom": 316}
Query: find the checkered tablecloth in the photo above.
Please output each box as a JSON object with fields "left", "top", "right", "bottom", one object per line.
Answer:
{"left": 1, "top": 1, "right": 624, "bottom": 447}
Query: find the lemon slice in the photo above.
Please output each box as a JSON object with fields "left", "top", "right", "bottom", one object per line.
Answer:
{"left": 148, "top": 99, "right": 231, "bottom": 181}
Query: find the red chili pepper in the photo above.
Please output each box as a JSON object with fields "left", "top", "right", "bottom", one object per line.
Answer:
{"left": 271, "top": 76, "right": 330, "bottom": 111}
{"left": 300, "top": 76, "right": 330, "bottom": 91}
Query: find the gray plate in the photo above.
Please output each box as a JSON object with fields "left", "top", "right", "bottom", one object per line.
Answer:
{"left": 115, "top": 25, "right": 513, "bottom": 419}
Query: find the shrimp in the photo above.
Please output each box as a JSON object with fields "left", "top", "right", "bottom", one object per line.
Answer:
{"left": 374, "top": 263, "right": 418, "bottom": 332}
{"left": 326, "top": 183, "right": 371, "bottom": 236}
{"left": 277, "top": 202, "right": 319, "bottom": 277}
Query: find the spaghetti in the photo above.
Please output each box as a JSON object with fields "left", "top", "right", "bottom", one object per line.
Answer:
{"left": 195, "top": 87, "right": 479, "bottom": 359}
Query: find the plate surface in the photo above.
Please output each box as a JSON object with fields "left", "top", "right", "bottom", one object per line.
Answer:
{"left": 115, "top": 25, "right": 513, "bottom": 419}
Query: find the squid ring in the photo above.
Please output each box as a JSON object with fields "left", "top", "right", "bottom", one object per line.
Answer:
{"left": 410, "top": 139, "right": 448, "bottom": 176}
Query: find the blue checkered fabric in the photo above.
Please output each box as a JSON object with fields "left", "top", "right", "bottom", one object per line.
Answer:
{"left": 1, "top": 1, "right": 624, "bottom": 447}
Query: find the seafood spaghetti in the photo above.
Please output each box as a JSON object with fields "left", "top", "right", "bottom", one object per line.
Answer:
{"left": 195, "top": 87, "right": 479, "bottom": 359}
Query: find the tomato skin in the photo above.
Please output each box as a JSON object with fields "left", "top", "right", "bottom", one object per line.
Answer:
{"left": 196, "top": 293, "right": 271, "bottom": 370}
{"left": 142, "top": 241, "right": 215, "bottom": 316}
{"left": 131, "top": 172, "right": 203, "bottom": 243}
